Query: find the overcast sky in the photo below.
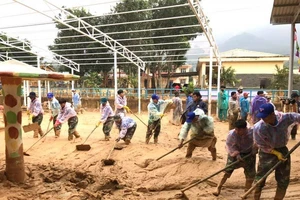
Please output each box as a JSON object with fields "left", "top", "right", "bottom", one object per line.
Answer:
{"left": 0, "top": 0, "right": 297, "bottom": 53}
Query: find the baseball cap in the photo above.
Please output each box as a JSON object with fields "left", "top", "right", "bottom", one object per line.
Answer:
{"left": 186, "top": 112, "right": 196, "bottom": 123}
{"left": 28, "top": 92, "right": 36, "bottom": 97}
{"left": 151, "top": 94, "right": 159, "bottom": 100}
{"left": 256, "top": 103, "right": 274, "bottom": 119}
{"left": 100, "top": 97, "right": 107, "bottom": 103}
{"left": 194, "top": 108, "right": 205, "bottom": 118}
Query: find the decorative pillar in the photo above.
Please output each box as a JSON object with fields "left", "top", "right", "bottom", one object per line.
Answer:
{"left": 2, "top": 77, "right": 25, "bottom": 183}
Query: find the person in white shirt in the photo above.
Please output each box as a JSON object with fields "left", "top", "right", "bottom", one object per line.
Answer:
{"left": 47, "top": 92, "right": 61, "bottom": 138}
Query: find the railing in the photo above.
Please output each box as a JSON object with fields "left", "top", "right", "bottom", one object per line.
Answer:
{"left": 24, "top": 87, "right": 299, "bottom": 101}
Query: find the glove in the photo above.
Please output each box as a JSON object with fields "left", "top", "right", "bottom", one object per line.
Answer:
{"left": 115, "top": 137, "right": 121, "bottom": 142}
{"left": 28, "top": 114, "right": 33, "bottom": 121}
{"left": 236, "top": 154, "right": 244, "bottom": 162}
{"left": 96, "top": 121, "right": 101, "bottom": 127}
{"left": 271, "top": 149, "right": 287, "bottom": 161}
{"left": 54, "top": 120, "right": 61, "bottom": 127}
{"left": 159, "top": 113, "right": 165, "bottom": 118}
{"left": 49, "top": 116, "right": 53, "bottom": 121}
{"left": 123, "top": 106, "right": 130, "bottom": 112}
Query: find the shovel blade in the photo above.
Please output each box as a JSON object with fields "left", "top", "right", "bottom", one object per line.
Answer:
{"left": 23, "top": 123, "right": 40, "bottom": 133}
{"left": 102, "top": 159, "right": 115, "bottom": 166}
{"left": 76, "top": 144, "right": 91, "bottom": 151}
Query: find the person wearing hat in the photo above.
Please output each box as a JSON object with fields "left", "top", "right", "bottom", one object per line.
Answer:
{"left": 28, "top": 92, "right": 44, "bottom": 138}
{"left": 115, "top": 89, "right": 130, "bottom": 115}
{"left": 47, "top": 92, "right": 61, "bottom": 138}
{"left": 72, "top": 89, "right": 81, "bottom": 114}
{"left": 290, "top": 92, "right": 300, "bottom": 140}
{"left": 227, "top": 91, "right": 240, "bottom": 130}
{"left": 114, "top": 113, "right": 137, "bottom": 145}
{"left": 96, "top": 97, "right": 114, "bottom": 141}
{"left": 251, "top": 91, "right": 267, "bottom": 124}
{"left": 55, "top": 99, "right": 80, "bottom": 141}
{"left": 145, "top": 94, "right": 172, "bottom": 144}
{"left": 178, "top": 108, "right": 217, "bottom": 160}
{"left": 171, "top": 91, "right": 183, "bottom": 126}
{"left": 217, "top": 85, "right": 228, "bottom": 122}
{"left": 252, "top": 103, "right": 300, "bottom": 199}
{"left": 237, "top": 86, "right": 244, "bottom": 103}
{"left": 239, "top": 92, "right": 250, "bottom": 121}
{"left": 213, "top": 119, "right": 257, "bottom": 196}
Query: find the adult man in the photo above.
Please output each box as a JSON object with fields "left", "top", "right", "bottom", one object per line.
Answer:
{"left": 253, "top": 103, "right": 300, "bottom": 199}
{"left": 213, "top": 119, "right": 256, "bottom": 196}
{"left": 185, "top": 91, "right": 193, "bottom": 109}
{"left": 28, "top": 92, "right": 44, "bottom": 138}
{"left": 251, "top": 91, "right": 267, "bottom": 124}
{"left": 145, "top": 94, "right": 172, "bottom": 144}
{"left": 47, "top": 92, "right": 61, "bottom": 138}
{"left": 114, "top": 113, "right": 137, "bottom": 145}
{"left": 55, "top": 99, "right": 80, "bottom": 141}
{"left": 72, "top": 89, "right": 81, "bottom": 114}
{"left": 290, "top": 92, "right": 300, "bottom": 140}
{"left": 237, "top": 86, "right": 244, "bottom": 103}
{"left": 178, "top": 109, "right": 217, "bottom": 160}
{"left": 240, "top": 92, "right": 250, "bottom": 121}
{"left": 186, "top": 91, "right": 208, "bottom": 114}
{"left": 171, "top": 91, "right": 183, "bottom": 126}
{"left": 228, "top": 91, "right": 239, "bottom": 130}
{"left": 217, "top": 86, "right": 228, "bottom": 122}
{"left": 97, "top": 97, "right": 114, "bottom": 141}
{"left": 115, "top": 89, "right": 130, "bottom": 115}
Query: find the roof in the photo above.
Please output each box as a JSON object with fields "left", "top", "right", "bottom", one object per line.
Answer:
{"left": 0, "top": 60, "right": 79, "bottom": 81}
{"left": 270, "top": 0, "right": 300, "bottom": 25}
{"left": 220, "top": 49, "right": 286, "bottom": 58}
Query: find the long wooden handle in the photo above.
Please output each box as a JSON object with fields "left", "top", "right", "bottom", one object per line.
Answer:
{"left": 130, "top": 111, "right": 148, "bottom": 127}
{"left": 156, "top": 138, "right": 195, "bottom": 161}
{"left": 240, "top": 141, "right": 300, "bottom": 199}
{"left": 106, "top": 141, "right": 118, "bottom": 160}
{"left": 81, "top": 126, "right": 98, "bottom": 145}
{"left": 24, "top": 127, "right": 54, "bottom": 153}
{"left": 181, "top": 153, "right": 252, "bottom": 193}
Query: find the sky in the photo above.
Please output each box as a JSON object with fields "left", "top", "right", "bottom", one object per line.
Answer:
{"left": 0, "top": 0, "right": 297, "bottom": 55}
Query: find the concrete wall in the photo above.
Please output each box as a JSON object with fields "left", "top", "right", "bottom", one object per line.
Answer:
{"left": 222, "top": 61, "right": 284, "bottom": 74}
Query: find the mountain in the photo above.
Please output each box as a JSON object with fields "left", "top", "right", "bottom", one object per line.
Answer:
{"left": 218, "top": 32, "right": 289, "bottom": 55}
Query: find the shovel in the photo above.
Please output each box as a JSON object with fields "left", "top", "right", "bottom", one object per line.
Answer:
{"left": 102, "top": 141, "right": 118, "bottom": 166}
{"left": 129, "top": 110, "right": 148, "bottom": 127}
{"left": 23, "top": 127, "right": 54, "bottom": 156}
{"left": 76, "top": 126, "right": 98, "bottom": 151}
{"left": 240, "top": 140, "right": 300, "bottom": 199}
{"left": 42, "top": 120, "right": 51, "bottom": 143}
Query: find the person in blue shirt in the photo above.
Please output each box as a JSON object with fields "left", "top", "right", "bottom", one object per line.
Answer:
{"left": 240, "top": 92, "right": 250, "bottom": 121}
{"left": 72, "top": 89, "right": 81, "bottom": 114}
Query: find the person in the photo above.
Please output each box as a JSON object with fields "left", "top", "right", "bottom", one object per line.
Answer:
{"left": 290, "top": 92, "right": 300, "bottom": 140}
{"left": 96, "top": 97, "right": 114, "bottom": 141}
{"left": 115, "top": 89, "right": 130, "bottom": 115}
{"left": 237, "top": 86, "right": 244, "bottom": 103}
{"left": 213, "top": 119, "right": 256, "bottom": 196}
{"left": 217, "top": 86, "right": 228, "bottom": 122}
{"left": 114, "top": 113, "right": 137, "bottom": 145}
{"left": 174, "top": 84, "right": 180, "bottom": 92}
{"left": 227, "top": 91, "right": 240, "bottom": 130}
{"left": 145, "top": 94, "right": 172, "bottom": 144}
{"left": 251, "top": 91, "right": 267, "bottom": 124}
{"left": 178, "top": 108, "right": 217, "bottom": 160}
{"left": 186, "top": 91, "right": 208, "bottom": 114}
{"left": 47, "top": 92, "right": 61, "bottom": 138}
{"left": 27, "top": 92, "right": 44, "bottom": 138}
{"left": 185, "top": 91, "right": 193, "bottom": 109}
{"left": 72, "top": 89, "right": 81, "bottom": 114}
{"left": 266, "top": 96, "right": 276, "bottom": 110}
{"left": 240, "top": 92, "right": 250, "bottom": 121}
{"left": 55, "top": 99, "right": 80, "bottom": 141}
{"left": 252, "top": 103, "right": 300, "bottom": 199}
{"left": 171, "top": 91, "right": 183, "bottom": 126}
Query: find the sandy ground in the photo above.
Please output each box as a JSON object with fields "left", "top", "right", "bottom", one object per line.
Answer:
{"left": 0, "top": 110, "right": 300, "bottom": 200}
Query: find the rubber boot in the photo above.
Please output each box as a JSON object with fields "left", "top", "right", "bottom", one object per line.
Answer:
{"left": 73, "top": 131, "right": 80, "bottom": 138}
{"left": 245, "top": 179, "right": 254, "bottom": 192}
{"left": 253, "top": 187, "right": 262, "bottom": 200}
{"left": 38, "top": 127, "right": 44, "bottom": 137}
{"left": 145, "top": 136, "right": 150, "bottom": 144}
{"left": 55, "top": 130, "right": 60, "bottom": 138}
{"left": 125, "top": 138, "right": 131, "bottom": 145}
{"left": 154, "top": 137, "right": 158, "bottom": 144}
{"left": 209, "top": 147, "right": 217, "bottom": 161}
{"left": 68, "top": 134, "right": 73, "bottom": 141}
{"left": 33, "top": 129, "right": 39, "bottom": 138}
{"left": 274, "top": 187, "right": 286, "bottom": 200}
{"left": 212, "top": 173, "right": 229, "bottom": 196}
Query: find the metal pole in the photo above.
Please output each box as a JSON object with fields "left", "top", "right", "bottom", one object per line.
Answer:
{"left": 23, "top": 80, "right": 26, "bottom": 107}
{"left": 114, "top": 51, "right": 118, "bottom": 98}
{"left": 288, "top": 23, "right": 295, "bottom": 98}
{"left": 26, "top": 80, "right": 30, "bottom": 109}
{"left": 208, "top": 46, "right": 213, "bottom": 116}
{"left": 37, "top": 56, "right": 42, "bottom": 103}
{"left": 216, "top": 60, "right": 221, "bottom": 117}
{"left": 71, "top": 69, "right": 74, "bottom": 90}
{"left": 138, "top": 67, "right": 141, "bottom": 114}
{"left": 47, "top": 81, "right": 50, "bottom": 109}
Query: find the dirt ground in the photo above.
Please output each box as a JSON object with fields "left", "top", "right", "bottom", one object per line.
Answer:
{"left": 0, "top": 110, "right": 300, "bottom": 200}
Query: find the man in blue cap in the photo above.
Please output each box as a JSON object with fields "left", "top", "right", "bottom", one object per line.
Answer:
{"left": 28, "top": 92, "right": 44, "bottom": 138}
{"left": 178, "top": 108, "right": 217, "bottom": 159}
{"left": 145, "top": 94, "right": 172, "bottom": 144}
{"left": 253, "top": 103, "right": 300, "bottom": 199}
{"left": 47, "top": 92, "right": 61, "bottom": 138}
{"left": 96, "top": 97, "right": 114, "bottom": 141}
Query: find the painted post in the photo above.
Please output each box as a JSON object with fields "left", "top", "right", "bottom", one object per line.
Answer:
{"left": 2, "top": 77, "right": 25, "bottom": 183}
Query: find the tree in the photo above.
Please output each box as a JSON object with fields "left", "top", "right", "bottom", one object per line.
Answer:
{"left": 82, "top": 72, "right": 102, "bottom": 88}
{"left": 270, "top": 65, "right": 300, "bottom": 90}
{"left": 220, "top": 66, "right": 240, "bottom": 87}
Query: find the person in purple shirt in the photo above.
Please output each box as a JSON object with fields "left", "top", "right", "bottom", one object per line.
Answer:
{"left": 251, "top": 91, "right": 267, "bottom": 124}
{"left": 213, "top": 119, "right": 256, "bottom": 196}
{"left": 253, "top": 103, "right": 300, "bottom": 199}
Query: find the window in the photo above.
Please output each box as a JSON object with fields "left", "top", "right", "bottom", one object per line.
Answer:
{"left": 180, "top": 69, "right": 186, "bottom": 73}
{"left": 180, "top": 79, "right": 186, "bottom": 84}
